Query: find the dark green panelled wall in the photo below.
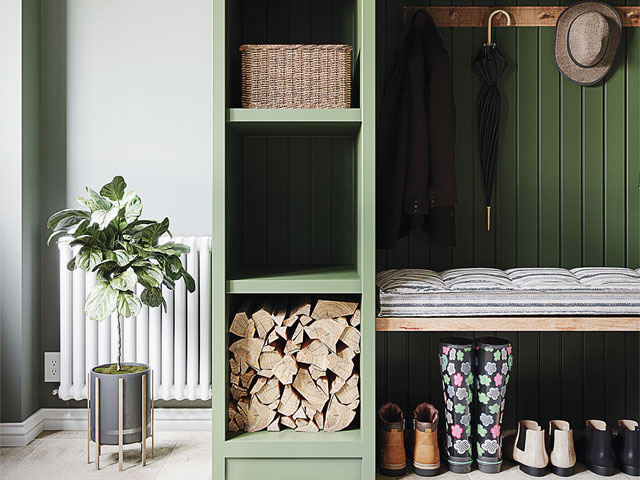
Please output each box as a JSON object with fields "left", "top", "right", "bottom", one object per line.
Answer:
{"left": 375, "top": 0, "right": 639, "bottom": 429}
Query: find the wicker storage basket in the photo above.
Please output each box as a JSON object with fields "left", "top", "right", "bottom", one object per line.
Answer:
{"left": 240, "top": 44, "right": 352, "bottom": 109}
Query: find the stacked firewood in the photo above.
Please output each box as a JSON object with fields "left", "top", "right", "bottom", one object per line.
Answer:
{"left": 228, "top": 297, "right": 361, "bottom": 433}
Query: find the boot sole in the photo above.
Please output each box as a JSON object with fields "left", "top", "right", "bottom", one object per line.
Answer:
{"left": 586, "top": 462, "right": 615, "bottom": 477}
{"left": 621, "top": 465, "right": 640, "bottom": 477}
{"left": 550, "top": 465, "right": 575, "bottom": 477}
{"left": 445, "top": 459, "right": 471, "bottom": 474}
{"left": 519, "top": 464, "right": 547, "bottom": 477}
{"left": 413, "top": 462, "right": 440, "bottom": 476}
{"left": 477, "top": 461, "right": 503, "bottom": 474}
{"left": 379, "top": 466, "right": 406, "bottom": 477}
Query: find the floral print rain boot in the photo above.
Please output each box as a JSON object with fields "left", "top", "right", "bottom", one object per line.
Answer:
{"left": 439, "top": 337, "right": 474, "bottom": 473}
{"left": 473, "top": 337, "right": 513, "bottom": 473}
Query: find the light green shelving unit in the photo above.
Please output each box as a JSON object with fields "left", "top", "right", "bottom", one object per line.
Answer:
{"left": 212, "top": 0, "right": 375, "bottom": 478}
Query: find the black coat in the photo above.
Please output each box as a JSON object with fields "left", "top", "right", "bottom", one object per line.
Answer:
{"left": 377, "top": 10, "right": 457, "bottom": 249}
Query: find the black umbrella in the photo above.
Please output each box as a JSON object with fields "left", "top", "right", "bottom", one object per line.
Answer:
{"left": 472, "top": 10, "right": 511, "bottom": 230}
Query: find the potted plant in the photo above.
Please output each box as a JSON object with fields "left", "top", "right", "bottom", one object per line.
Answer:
{"left": 47, "top": 175, "right": 195, "bottom": 463}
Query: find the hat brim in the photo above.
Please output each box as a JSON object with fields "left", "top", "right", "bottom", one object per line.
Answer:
{"left": 555, "top": 1, "right": 621, "bottom": 86}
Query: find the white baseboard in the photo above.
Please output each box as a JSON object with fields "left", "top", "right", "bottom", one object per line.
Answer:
{"left": 0, "top": 408, "right": 211, "bottom": 447}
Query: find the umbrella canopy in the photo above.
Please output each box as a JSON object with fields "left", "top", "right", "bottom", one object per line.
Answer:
{"left": 472, "top": 43, "right": 508, "bottom": 230}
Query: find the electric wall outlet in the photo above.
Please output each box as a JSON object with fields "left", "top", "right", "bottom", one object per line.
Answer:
{"left": 44, "top": 352, "right": 60, "bottom": 382}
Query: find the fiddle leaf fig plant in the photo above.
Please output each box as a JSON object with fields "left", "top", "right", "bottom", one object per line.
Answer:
{"left": 47, "top": 176, "right": 195, "bottom": 371}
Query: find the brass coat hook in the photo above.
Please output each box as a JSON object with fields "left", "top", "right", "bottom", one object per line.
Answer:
{"left": 487, "top": 9, "right": 512, "bottom": 44}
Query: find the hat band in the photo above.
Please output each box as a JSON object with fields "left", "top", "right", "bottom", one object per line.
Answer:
{"left": 566, "top": 15, "right": 609, "bottom": 69}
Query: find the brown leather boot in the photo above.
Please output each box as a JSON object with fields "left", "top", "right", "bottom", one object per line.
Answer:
{"left": 378, "top": 403, "right": 406, "bottom": 476}
{"left": 413, "top": 403, "right": 441, "bottom": 476}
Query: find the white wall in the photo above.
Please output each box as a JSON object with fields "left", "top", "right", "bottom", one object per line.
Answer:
{"left": 65, "top": 0, "right": 212, "bottom": 235}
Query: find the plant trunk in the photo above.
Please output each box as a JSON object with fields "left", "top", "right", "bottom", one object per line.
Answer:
{"left": 116, "top": 315, "right": 122, "bottom": 371}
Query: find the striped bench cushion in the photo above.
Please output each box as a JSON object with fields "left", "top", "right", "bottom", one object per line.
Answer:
{"left": 376, "top": 268, "right": 640, "bottom": 317}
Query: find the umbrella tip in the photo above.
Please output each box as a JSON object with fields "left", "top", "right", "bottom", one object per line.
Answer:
{"left": 487, "top": 206, "right": 491, "bottom": 231}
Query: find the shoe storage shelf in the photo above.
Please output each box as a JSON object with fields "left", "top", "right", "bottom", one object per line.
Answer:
{"left": 212, "top": 0, "right": 376, "bottom": 479}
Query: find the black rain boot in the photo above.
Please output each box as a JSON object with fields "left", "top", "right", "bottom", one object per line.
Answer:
{"left": 615, "top": 420, "right": 639, "bottom": 476}
{"left": 585, "top": 420, "right": 616, "bottom": 476}
{"left": 473, "top": 337, "right": 513, "bottom": 473}
{"left": 439, "top": 337, "right": 474, "bottom": 474}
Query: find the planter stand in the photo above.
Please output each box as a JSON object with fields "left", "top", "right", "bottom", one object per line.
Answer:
{"left": 87, "top": 370, "right": 154, "bottom": 471}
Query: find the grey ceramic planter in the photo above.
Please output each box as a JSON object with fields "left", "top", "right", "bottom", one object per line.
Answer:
{"left": 89, "top": 362, "right": 151, "bottom": 446}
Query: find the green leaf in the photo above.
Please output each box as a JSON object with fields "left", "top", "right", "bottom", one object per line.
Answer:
{"left": 141, "top": 287, "right": 164, "bottom": 308}
{"left": 111, "top": 268, "right": 137, "bottom": 291}
{"left": 47, "top": 209, "right": 90, "bottom": 230}
{"left": 47, "top": 229, "right": 68, "bottom": 246}
{"left": 85, "top": 281, "right": 118, "bottom": 321}
{"left": 181, "top": 269, "right": 195, "bottom": 292}
{"left": 90, "top": 206, "right": 119, "bottom": 230}
{"left": 66, "top": 257, "right": 76, "bottom": 271}
{"left": 141, "top": 218, "right": 170, "bottom": 246}
{"left": 116, "top": 291, "right": 141, "bottom": 318}
{"left": 166, "top": 256, "right": 182, "bottom": 274}
{"left": 112, "top": 249, "right": 132, "bottom": 267}
{"left": 86, "top": 187, "right": 112, "bottom": 210}
{"left": 123, "top": 195, "right": 143, "bottom": 224}
{"left": 100, "top": 176, "right": 127, "bottom": 201}
{"left": 75, "top": 247, "right": 103, "bottom": 272}
{"left": 147, "top": 242, "right": 190, "bottom": 256}
{"left": 134, "top": 264, "right": 163, "bottom": 288}
{"left": 162, "top": 275, "right": 175, "bottom": 290}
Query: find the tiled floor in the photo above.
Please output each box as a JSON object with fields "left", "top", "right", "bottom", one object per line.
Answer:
{"left": 0, "top": 430, "right": 211, "bottom": 480}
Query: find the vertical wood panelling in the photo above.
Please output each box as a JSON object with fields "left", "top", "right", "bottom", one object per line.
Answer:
{"left": 289, "top": 138, "right": 311, "bottom": 264}
{"left": 374, "top": 0, "right": 639, "bottom": 427}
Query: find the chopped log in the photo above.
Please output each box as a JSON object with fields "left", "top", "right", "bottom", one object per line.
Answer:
{"left": 316, "top": 376, "right": 329, "bottom": 397}
{"left": 350, "top": 308, "right": 361, "bottom": 327}
{"left": 229, "top": 403, "right": 238, "bottom": 421}
{"left": 277, "top": 385, "right": 300, "bottom": 416}
{"left": 245, "top": 399, "right": 276, "bottom": 432}
{"left": 230, "top": 299, "right": 254, "bottom": 337}
{"left": 272, "top": 299, "right": 288, "bottom": 327}
{"left": 262, "top": 344, "right": 276, "bottom": 352}
{"left": 346, "top": 399, "right": 360, "bottom": 410}
{"left": 253, "top": 301, "right": 275, "bottom": 338}
{"left": 240, "top": 369, "right": 256, "bottom": 389}
{"left": 289, "top": 296, "right": 312, "bottom": 318}
{"left": 267, "top": 399, "right": 280, "bottom": 410}
{"left": 235, "top": 412, "right": 246, "bottom": 430}
{"left": 267, "top": 417, "right": 280, "bottom": 432}
{"left": 266, "top": 329, "right": 279, "bottom": 345}
{"left": 339, "top": 326, "right": 361, "bottom": 353}
{"left": 296, "top": 418, "right": 319, "bottom": 432}
{"left": 324, "top": 396, "right": 357, "bottom": 432}
{"left": 259, "top": 350, "right": 283, "bottom": 371}
{"left": 284, "top": 340, "right": 301, "bottom": 356}
{"left": 292, "top": 367, "right": 329, "bottom": 412}
{"left": 280, "top": 416, "right": 296, "bottom": 429}
{"left": 330, "top": 375, "right": 346, "bottom": 394}
{"left": 305, "top": 317, "right": 347, "bottom": 352}
{"left": 336, "top": 373, "right": 359, "bottom": 404}
{"left": 299, "top": 314, "right": 314, "bottom": 326}
{"left": 249, "top": 376, "right": 268, "bottom": 395}
{"left": 296, "top": 339, "right": 329, "bottom": 370}
{"left": 283, "top": 314, "right": 298, "bottom": 327}
{"left": 293, "top": 405, "right": 307, "bottom": 421}
{"left": 291, "top": 323, "right": 305, "bottom": 344}
{"left": 312, "top": 298, "right": 358, "bottom": 320}
{"left": 272, "top": 354, "right": 297, "bottom": 385}
{"left": 257, "top": 369, "right": 274, "bottom": 379}
{"left": 229, "top": 338, "right": 263, "bottom": 370}
{"left": 309, "top": 365, "right": 326, "bottom": 381}
{"left": 256, "top": 377, "right": 281, "bottom": 405}
{"left": 229, "top": 419, "right": 239, "bottom": 432}
{"left": 314, "top": 411, "right": 324, "bottom": 430}
{"left": 327, "top": 347, "right": 355, "bottom": 380}
{"left": 230, "top": 372, "right": 240, "bottom": 386}
{"left": 301, "top": 400, "right": 316, "bottom": 419}
{"left": 229, "top": 357, "right": 240, "bottom": 375}
{"left": 230, "top": 384, "right": 248, "bottom": 401}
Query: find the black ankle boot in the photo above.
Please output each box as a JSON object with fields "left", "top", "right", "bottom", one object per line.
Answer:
{"left": 585, "top": 420, "right": 616, "bottom": 476}
{"left": 615, "top": 420, "right": 639, "bottom": 476}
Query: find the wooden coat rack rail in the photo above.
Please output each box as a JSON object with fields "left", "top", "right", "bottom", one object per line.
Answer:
{"left": 403, "top": 6, "right": 640, "bottom": 27}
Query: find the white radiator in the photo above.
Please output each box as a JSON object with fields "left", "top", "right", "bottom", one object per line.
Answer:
{"left": 57, "top": 236, "right": 212, "bottom": 401}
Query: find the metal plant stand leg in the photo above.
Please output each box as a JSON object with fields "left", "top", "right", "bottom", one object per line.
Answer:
{"left": 142, "top": 374, "right": 147, "bottom": 466}
{"left": 95, "top": 377, "right": 100, "bottom": 471}
{"left": 151, "top": 370, "right": 154, "bottom": 459}
{"left": 118, "top": 377, "right": 124, "bottom": 472}
{"left": 87, "top": 373, "right": 90, "bottom": 464}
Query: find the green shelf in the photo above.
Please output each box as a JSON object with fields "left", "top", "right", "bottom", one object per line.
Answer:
{"left": 227, "top": 428, "right": 361, "bottom": 443}
{"left": 226, "top": 264, "right": 361, "bottom": 294}
{"left": 226, "top": 108, "right": 362, "bottom": 134}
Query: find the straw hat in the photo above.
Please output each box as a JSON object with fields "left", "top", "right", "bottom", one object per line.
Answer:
{"left": 555, "top": 1, "right": 621, "bottom": 86}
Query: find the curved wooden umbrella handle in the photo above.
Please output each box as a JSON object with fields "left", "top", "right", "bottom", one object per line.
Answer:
{"left": 487, "top": 9, "right": 512, "bottom": 45}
